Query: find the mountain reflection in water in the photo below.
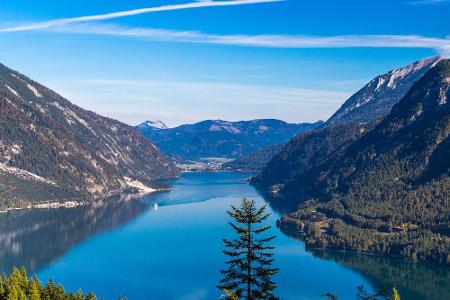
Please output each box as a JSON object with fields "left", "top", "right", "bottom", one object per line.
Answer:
{"left": 308, "top": 247, "right": 450, "bottom": 300}
{"left": 0, "top": 194, "right": 155, "bottom": 274}
{"left": 256, "top": 187, "right": 450, "bottom": 300}
{"left": 0, "top": 172, "right": 448, "bottom": 300}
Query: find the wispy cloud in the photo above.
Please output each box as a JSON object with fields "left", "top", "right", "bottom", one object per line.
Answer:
{"left": 1, "top": 0, "right": 448, "bottom": 55}
{"left": 46, "top": 23, "right": 450, "bottom": 55}
{"left": 0, "top": 0, "right": 282, "bottom": 33}
{"left": 406, "top": 0, "right": 450, "bottom": 5}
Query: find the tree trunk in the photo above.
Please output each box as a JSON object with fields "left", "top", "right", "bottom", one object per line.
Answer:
{"left": 247, "top": 221, "right": 251, "bottom": 300}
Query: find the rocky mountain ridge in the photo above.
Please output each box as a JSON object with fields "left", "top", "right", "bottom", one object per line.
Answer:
{"left": 326, "top": 56, "right": 442, "bottom": 126}
{"left": 253, "top": 56, "right": 442, "bottom": 191}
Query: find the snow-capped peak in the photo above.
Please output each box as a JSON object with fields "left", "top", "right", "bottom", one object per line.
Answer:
{"left": 326, "top": 56, "right": 443, "bottom": 126}
{"left": 138, "top": 120, "right": 168, "bottom": 130}
{"left": 386, "top": 55, "right": 442, "bottom": 88}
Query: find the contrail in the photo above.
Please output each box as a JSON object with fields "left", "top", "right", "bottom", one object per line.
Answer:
{"left": 0, "top": 0, "right": 283, "bottom": 33}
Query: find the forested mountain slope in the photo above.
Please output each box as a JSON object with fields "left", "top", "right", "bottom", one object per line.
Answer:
{"left": 252, "top": 57, "right": 441, "bottom": 192}
{"left": 280, "top": 59, "right": 450, "bottom": 263}
{"left": 250, "top": 122, "right": 372, "bottom": 189}
{"left": 138, "top": 119, "right": 323, "bottom": 161}
{"left": 0, "top": 63, "right": 179, "bottom": 208}
{"left": 222, "top": 144, "right": 284, "bottom": 172}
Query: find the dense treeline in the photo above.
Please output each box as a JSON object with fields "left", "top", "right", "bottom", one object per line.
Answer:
{"left": 272, "top": 60, "right": 450, "bottom": 263}
{"left": 250, "top": 122, "right": 372, "bottom": 190}
{"left": 0, "top": 267, "right": 115, "bottom": 300}
{"left": 0, "top": 195, "right": 26, "bottom": 211}
{"left": 280, "top": 211, "right": 450, "bottom": 263}
{"left": 222, "top": 144, "right": 283, "bottom": 172}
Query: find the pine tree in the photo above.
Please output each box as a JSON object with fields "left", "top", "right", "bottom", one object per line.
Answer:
{"left": 392, "top": 288, "right": 401, "bottom": 300}
{"left": 26, "top": 276, "right": 41, "bottom": 300}
{"left": 218, "top": 198, "right": 279, "bottom": 300}
{"left": 84, "top": 291, "right": 97, "bottom": 300}
{"left": 76, "top": 289, "right": 84, "bottom": 300}
{"left": 42, "top": 279, "right": 57, "bottom": 300}
{"left": 0, "top": 268, "right": 104, "bottom": 300}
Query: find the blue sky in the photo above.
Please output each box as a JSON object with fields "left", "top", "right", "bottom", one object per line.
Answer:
{"left": 0, "top": 0, "right": 449, "bottom": 126}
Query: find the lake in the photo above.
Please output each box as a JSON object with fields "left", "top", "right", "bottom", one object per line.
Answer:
{"left": 0, "top": 172, "right": 448, "bottom": 299}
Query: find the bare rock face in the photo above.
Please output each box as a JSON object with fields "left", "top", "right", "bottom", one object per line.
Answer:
{"left": 326, "top": 56, "right": 442, "bottom": 126}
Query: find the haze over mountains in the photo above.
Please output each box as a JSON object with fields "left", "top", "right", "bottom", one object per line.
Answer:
{"left": 0, "top": 63, "right": 179, "bottom": 209}
{"left": 137, "top": 119, "right": 323, "bottom": 161}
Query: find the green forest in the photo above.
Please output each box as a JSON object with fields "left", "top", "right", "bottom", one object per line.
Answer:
{"left": 259, "top": 60, "right": 450, "bottom": 264}
{"left": 0, "top": 268, "right": 110, "bottom": 300}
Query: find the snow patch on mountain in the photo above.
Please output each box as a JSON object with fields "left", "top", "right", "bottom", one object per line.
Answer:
{"left": 51, "top": 101, "right": 97, "bottom": 135}
{"left": 258, "top": 125, "right": 269, "bottom": 132}
{"left": 387, "top": 56, "right": 442, "bottom": 88}
{"left": 326, "top": 56, "right": 443, "bottom": 125}
{"left": 0, "top": 163, "right": 57, "bottom": 186}
{"left": 208, "top": 120, "right": 242, "bottom": 134}
{"left": 209, "top": 123, "right": 241, "bottom": 134}
{"left": 26, "top": 83, "right": 42, "bottom": 98}
{"left": 138, "top": 120, "right": 168, "bottom": 130}
{"left": 5, "top": 84, "right": 20, "bottom": 98}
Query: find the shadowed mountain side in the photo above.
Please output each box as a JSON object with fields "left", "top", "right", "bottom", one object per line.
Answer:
{"left": 252, "top": 57, "right": 443, "bottom": 195}
{"left": 222, "top": 144, "right": 284, "bottom": 172}
{"left": 277, "top": 59, "right": 450, "bottom": 264}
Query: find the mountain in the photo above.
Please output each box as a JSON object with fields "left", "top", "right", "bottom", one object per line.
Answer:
{"left": 137, "top": 120, "right": 168, "bottom": 130}
{"left": 137, "top": 119, "right": 323, "bottom": 161}
{"left": 222, "top": 144, "right": 284, "bottom": 172}
{"left": 326, "top": 56, "right": 442, "bottom": 126}
{"left": 252, "top": 56, "right": 441, "bottom": 191}
{"left": 279, "top": 59, "right": 450, "bottom": 263}
{"left": 251, "top": 122, "right": 372, "bottom": 189}
{"left": 0, "top": 63, "right": 179, "bottom": 209}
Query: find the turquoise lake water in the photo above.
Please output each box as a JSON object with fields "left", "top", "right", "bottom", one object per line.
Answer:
{"left": 0, "top": 172, "right": 448, "bottom": 299}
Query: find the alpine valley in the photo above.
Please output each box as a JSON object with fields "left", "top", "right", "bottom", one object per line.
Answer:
{"left": 137, "top": 119, "right": 323, "bottom": 164}
{"left": 2, "top": 1, "right": 449, "bottom": 299}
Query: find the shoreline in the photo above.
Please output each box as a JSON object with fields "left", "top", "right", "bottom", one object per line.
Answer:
{"left": 277, "top": 215, "right": 450, "bottom": 265}
{"left": 0, "top": 198, "right": 90, "bottom": 214}
{"left": 0, "top": 187, "right": 170, "bottom": 214}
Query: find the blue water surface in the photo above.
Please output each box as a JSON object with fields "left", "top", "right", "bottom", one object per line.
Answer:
{"left": 35, "top": 172, "right": 371, "bottom": 299}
